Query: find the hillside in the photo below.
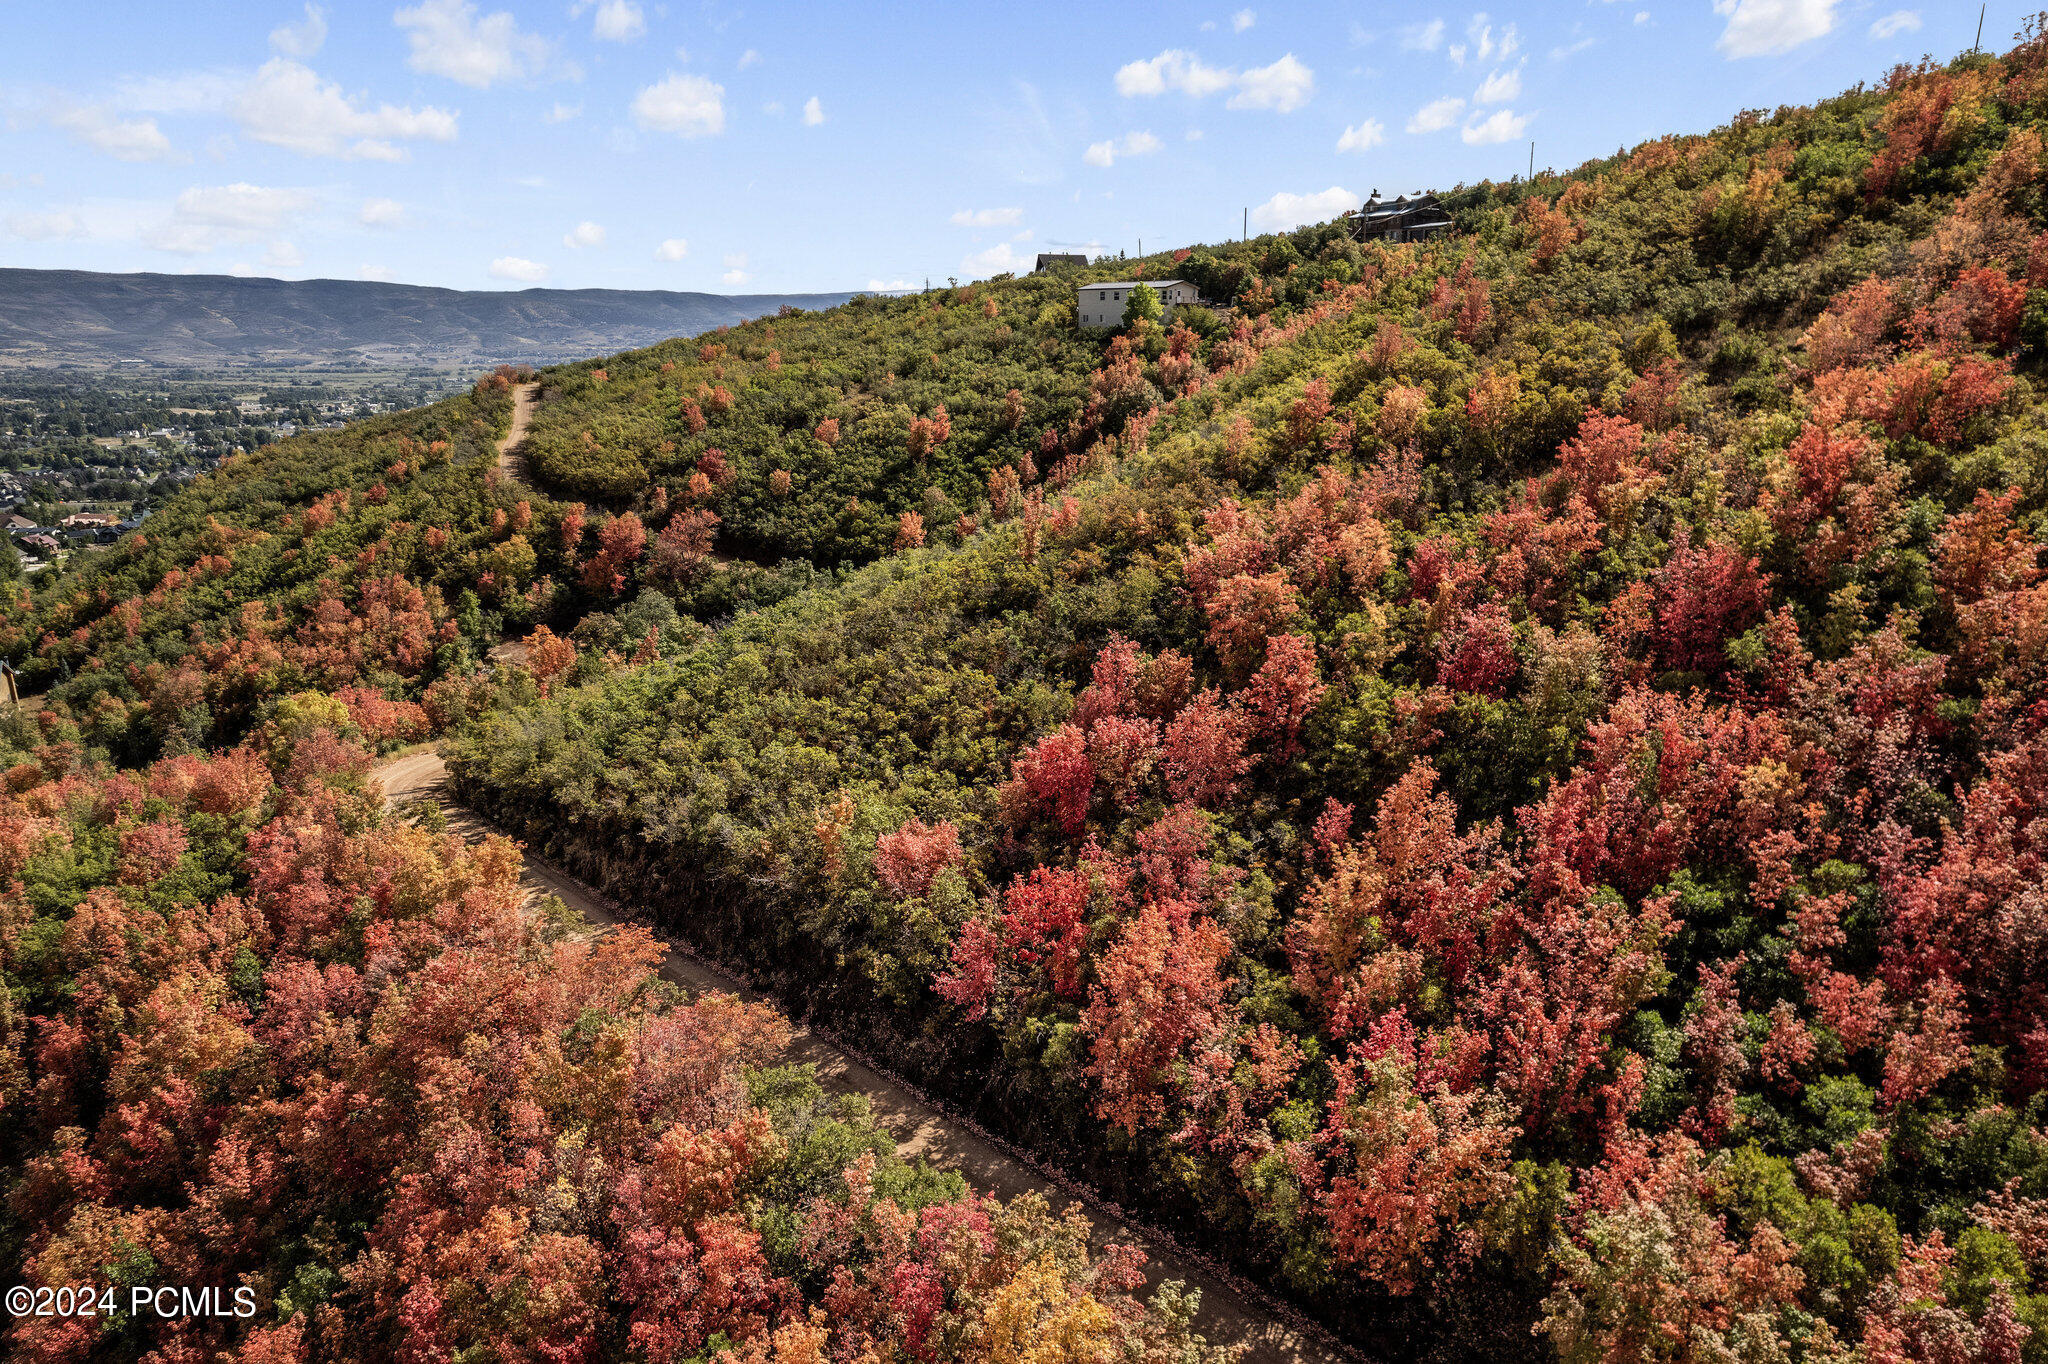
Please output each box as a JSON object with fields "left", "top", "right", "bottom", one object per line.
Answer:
{"left": 0, "top": 268, "right": 860, "bottom": 369}
{"left": 11, "top": 33, "right": 2048, "bottom": 1364}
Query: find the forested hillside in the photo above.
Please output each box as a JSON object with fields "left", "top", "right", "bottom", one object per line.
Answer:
{"left": 1, "top": 372, "right": 580, "bottom": 764}
{"left": 0, "top": 712, "right": 1225, "bottom": 1364}
{"left": 14, "top": 27, "right": 2048, "bottom": 1364}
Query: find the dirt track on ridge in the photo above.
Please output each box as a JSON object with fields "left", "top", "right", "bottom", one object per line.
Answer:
{"left": 495, "top": 381, "right": 539, "bottom": 481}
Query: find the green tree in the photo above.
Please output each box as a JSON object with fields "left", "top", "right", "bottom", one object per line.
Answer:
{"left": 1122, "top": 282, "right": 1163, "bottom": 329}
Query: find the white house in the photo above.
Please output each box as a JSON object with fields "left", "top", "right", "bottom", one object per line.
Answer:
{"left": 1077, "top": 279, "right": 1197, "bottom": 329}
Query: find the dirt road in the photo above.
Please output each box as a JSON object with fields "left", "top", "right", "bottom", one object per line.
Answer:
{"left": 496, "top": 381, "right": 539, "bottom": 482}
{"left": 371, "top": 748, "right": 1360, "bottom": 1364}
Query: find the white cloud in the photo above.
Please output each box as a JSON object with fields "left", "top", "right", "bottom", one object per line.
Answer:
{"left": 1251, "top": 185, "right": 1355, "bottom": 232}
{"left": 1870, "top": 10, "right": 1921, "bottom": 39}
{"left": 1462, "top": 107, "right": 1529, "bottom": 144}
{"left": 269, "top": 3, "right": 328, "bottom": 57}
{"left": 143, "top": 183, "right": 318, "bottom": 254}
{"left": 1551, "top": 35, "right": 1596, "bottom": 59}
{"left": 963, "top": 241, "right": 1032, "bottom": 277}
{"left": 868, "top": 277, "right": 913, "bottom": 291}
{"left": 235, "top": 59, "right": 457, "bottom": 159}
{"left": 360, "top": 264, "right": 396, "bottom": 281}
{"left": 1229, "top": 53, "right": 1314, "bottom": 111}
{"left": 546, "top": 102, "right": 582, "bottom": 123}
{"left": 632, "top": 72, "right": 726, "bottom": 137}
{"left": 1336, "top": 119, "right": 1385, "bottom": 153}
{"left": 263, "top": 240, "right": 303, "bottom": 270}
{"left": 6, "top": 211, "right": 86, "bottom": 241}
{"left": 1232, "top": 9, "right": 1256, "bottom": 32}
{"left": 1407, "top": 96, "right": 1465, "bottom": 134}
{"left": 1115, "top": 49, "right": 1236, "bottom": 97}
{"left": 591, "top": 0, "right": 646, "bottom": 42}
{"left": 1636, "top": 12, "right": 1650, "bottom": 24}
{"left": 1475, "top": 63, "right": 1523, "bottom": 104}
{"left": 1083, "top": 130, "right": 1164, "bottom": 167}
{"left": 176, "top": 184, "right": 316, "bottom": 229}
{"left": 50, "top": 106, "right": 180, "bottom": 163}
{"left": 562, "top": 220, "right": 606, "bottom": 248}
{"left": 803, "top": 95, "right": 825, "bottom": 125}
{"left": 1714, "top": 0, "right": 1838, "bottom": 58}
{"left": 1400, "top": 19, "right": 1445, "bottom": 50}
{"left": 721, "top": 251, "right": 751, "bottom": 286}
{"left": 951, "top": 207, "right": 1025, "bottom": 227}
{"left": 490, "top": 255, "right": 548, "bottom": 282}
{"left": 359, "top": 197, "right": 406, "bottom": 228}
{"left": 1114, "top": 48, "right": 1313, "bottom": 112}
{"left": 654, "top": 237, "right": 689, "bottom": 260}
{"left": 1452, "top": 14, "right": 1519, "bottom": 68}
{"left": 737, "top": 48, "right": 761, "bottom": 68}
{"left": 396, "top": 0, "right": 554, "bottom": 87}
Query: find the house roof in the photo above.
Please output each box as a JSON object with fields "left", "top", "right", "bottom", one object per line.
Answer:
{"left": 1077, "top": 279, "right": 1190, "bottom": 291}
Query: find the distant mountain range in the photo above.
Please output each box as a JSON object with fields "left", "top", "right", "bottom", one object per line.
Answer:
{"left": 0, "top": 269, "right": 863, "bottom": 369}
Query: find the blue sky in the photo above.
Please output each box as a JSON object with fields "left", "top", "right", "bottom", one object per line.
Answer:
{"left": 0, "top": 1, "right": 2005, "bottom": 295}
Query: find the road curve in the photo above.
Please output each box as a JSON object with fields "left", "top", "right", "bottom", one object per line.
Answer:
{"left": 371, "top": 748, "right": 1361, "bottom": 1364}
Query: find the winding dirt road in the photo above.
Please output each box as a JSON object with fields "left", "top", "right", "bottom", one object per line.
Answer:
{"left": 494, "top": 376, "right": 734, "bottom": 570}
{"left": 371, "top": 749, "right": 1360, "bottom": 1364}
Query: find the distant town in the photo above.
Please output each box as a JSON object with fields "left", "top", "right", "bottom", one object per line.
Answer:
{"left": 0, "top": 366, "right": 465, "bottom": 577}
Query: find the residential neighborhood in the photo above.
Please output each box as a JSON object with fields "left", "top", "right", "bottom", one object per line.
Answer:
{"left": 1, "top": 369, "right": 455, "bottom": 576}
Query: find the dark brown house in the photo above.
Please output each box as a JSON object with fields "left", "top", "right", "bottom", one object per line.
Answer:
{"left": 1348, "top": 190, "right": 1454, "bottom": 244}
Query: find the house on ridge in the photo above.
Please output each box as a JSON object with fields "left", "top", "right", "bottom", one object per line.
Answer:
{"left": 1347, "top": 190, "right": 1454, "bottom": 243}
{"left": 1076, "top": 278, "right": 1199, "bottom": 329}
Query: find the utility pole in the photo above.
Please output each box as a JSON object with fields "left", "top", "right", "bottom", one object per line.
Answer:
{"left": 1529, "top": 141, "right": 1535, "bottom": 181}
{"left": 1976, "top": 3, "right": 1986, "bottom": 53}
{"left": 1242, "top": 207, "right": 1247, "bottom": 241}
{"left": 1138, "top": 237, "right": 1143, "bottom": 257}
